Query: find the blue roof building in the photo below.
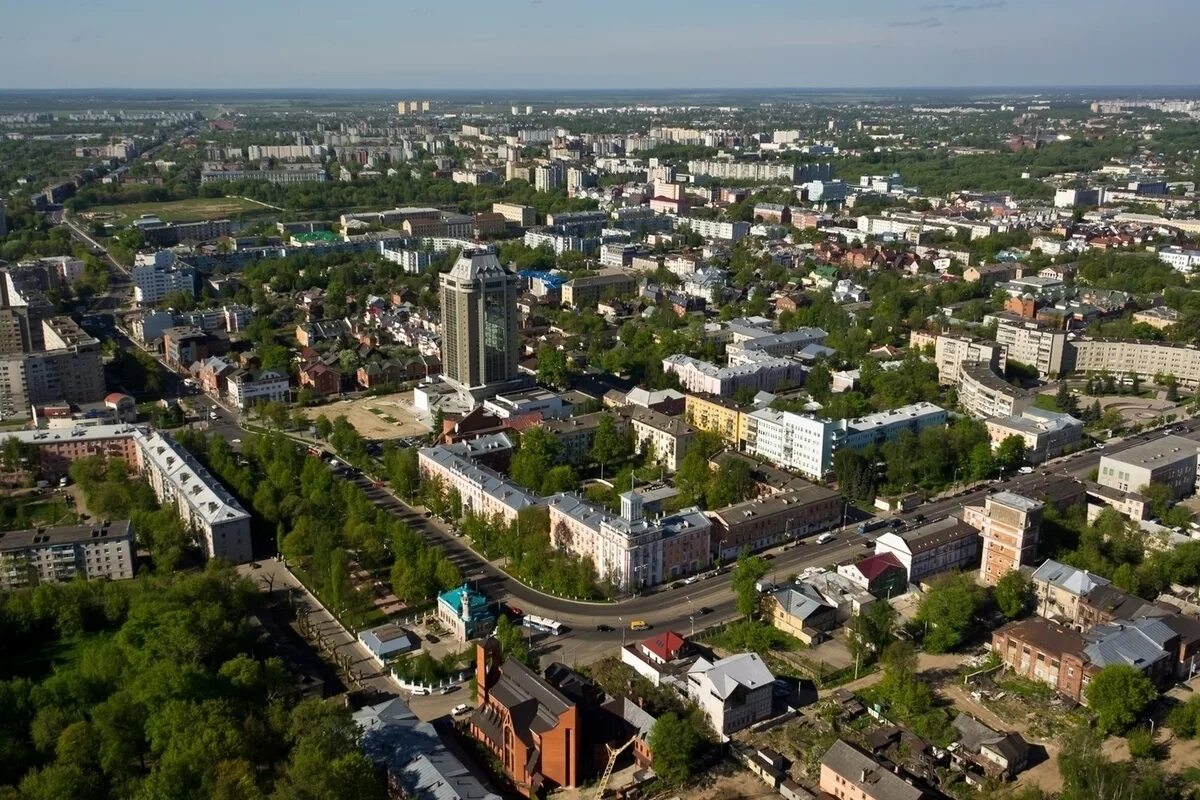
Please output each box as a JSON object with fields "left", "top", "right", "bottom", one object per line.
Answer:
{"left": 359, "top": 623, "right": 420, "bottom": 664}
{"left": 436, "top": 584, "right": 495, "bottom": 642}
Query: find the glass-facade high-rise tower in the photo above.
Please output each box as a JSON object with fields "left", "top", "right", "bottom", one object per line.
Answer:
{"left": 440, "top": 251, "right": 520, "bottom": 392}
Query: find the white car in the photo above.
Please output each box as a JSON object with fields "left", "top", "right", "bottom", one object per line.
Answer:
{"left": 410, "top": 687, "right": 431, "bottom": 696}
{"left": 451, "top": 703, "right": 471, "bottom": 716}
{"left": 814, "top": 532, "right": 834, "bottom": 545}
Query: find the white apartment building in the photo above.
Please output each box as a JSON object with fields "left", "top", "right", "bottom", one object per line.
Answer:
{"left": 933, "top": 334, "right": 1007, "bottom": 385}
{"left": 0, "top": 520, "right": 134, "bottom": 590}
{"left": 685, "top": 653, "right": 775, "bottom": 737}
{"left": 226, "top": 369, "right": 291, "bottom": 411}
{"left": 995, "top": 317, "right": 1068, "bottom": 377}
{"left": 379, "top": 246, "right": 435, "bottom": 274}
{"left": 957, "top": 363, "right": 1033, "bottom": 420}
{"left": 1158, "top": 246, "right": 1200, "bottom": 273}
{"left": 135, "top": 429, "right": 253, "bottom": 563}
{"left": 674, "top": 217, "right": 749, "bottom": 242}
{"left": 662, "top": 353, "right": 806, "bottom": 397}
{"left": 132, "top": 263, "right": 196, "bottom": 305}
{"left": 1066, "top": 338, "right": 1200, "bottom": 388}
{"left": 744, "top": 408, "right": 832, "bottom": 480}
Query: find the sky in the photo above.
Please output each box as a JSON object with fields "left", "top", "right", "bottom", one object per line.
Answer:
{"left": 2, "top": 0, "right": 1198, "bottom": 90}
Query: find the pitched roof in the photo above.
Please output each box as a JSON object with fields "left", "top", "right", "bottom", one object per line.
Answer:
{"left": 819, "top": 739, "right": 924, "bottom": 800}
{"left": 689, "top": 652, "right": 774, "bottom": 700}
{"left": 851, "top": 552, "right": 904, "bottom": 581}
{"left": 641, "top": 631, "right": 687, "bottom": 662}
{"left": 1031, "top": 558, "right": 1109, "bottom": 596}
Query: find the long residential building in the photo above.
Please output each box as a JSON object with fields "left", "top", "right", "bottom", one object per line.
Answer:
{"left": 0, "top": 520, "right": 135, "bottom": 590}
{"left": 956, "top": 363, "right": 1033, "bottom": 420}
{"left": 930, "top": 333, "right": 1006, "bottom": 385}
{"left": 706, "top": 484, "right": 842, "bottom": 560}
{"left": 418, "top": 438, "right": 544, "bottom": 524}
{"left": 136, "top": 429, "right": 253, "bottom": 563}
{"left": 1066, "top": 338, "right": 1200, "bottom": 388}
{"left": 547, "top": 491, "right": 711, "bottom": 589}
{"left": 995, "top": 316, "right": 1068, "bottom": 378}
{"left": 744, "top": 402, "right": 947, "bottom": 479}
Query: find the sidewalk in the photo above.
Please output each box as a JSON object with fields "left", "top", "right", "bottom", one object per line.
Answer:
{"left": 238, "top": 558, "right": 400, "bottom": 696}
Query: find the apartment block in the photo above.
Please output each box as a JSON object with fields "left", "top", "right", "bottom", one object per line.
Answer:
{"left": 560, "top": 270, "right": 636, "bottom": 309}
{"left": 136, "top": 429, "right": 253, "bottom": 563}
{"left": 132, "top": 263, "right": 196, "bottom": 304}
{"left": 963, "top": 492, "right": 1044, "bottom": 586}
{"left": 707, "top": 484, "right": 842, "bottom": 560}
{"left": 994, "top": 317, "right": 1068, "bottom": 378}
{"left": 0, "top": 520, "right": 134, "bottom": 590}
{"left": 956, "top": 363, "right": 1033, "bottom": 420}
{"left": 933, "top": 334, "right": 1006, "bottom": 385}
{"left": 684, "top": 392, "right": 748, "bottom": 448}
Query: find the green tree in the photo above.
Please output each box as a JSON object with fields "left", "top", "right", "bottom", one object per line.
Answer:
{"left": 915, "top": 572, "right": 985, "bottom": 652}
{"left": 704, "top": 457, "right": 755, "bottom": 509}
{"left": 385, "top": 445, "right": 420, "bottom": 499}
{"left": 647, "top": 712, "right": 703, "bottom": 786}
{"left": 1055, "top": 382, "right": 1079, "bottom": 415}
{"left": 591, "top": 415, "right": 629, "bottom": 479}
{"left": 993, "top": 570, "right": 1033, "bottom": 619}
{"left": 540, "top": 465, "right": 578, "bottom": 495}
{"left": 314, "top": 415, "right": 333, "bottom": 440}
{"left": 510, "top": 427, "right": 561, "bottom": 490}
{"left": 847, "top": 599, "right": 897, "bottom": 663}
{"left": 994, "top": 435, "right": 1028, "bottom": 475}
{"left": 1084, "top": 665, "right": 1157, "bottom": 734}
{"left": 730, "top": 552, "right": 769, "bottom": 619}
{"left": 536, "top": 345, "right": 572, "bottom": 389}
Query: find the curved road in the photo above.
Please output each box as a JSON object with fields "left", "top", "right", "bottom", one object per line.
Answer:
{"left": 343, "top": 415, "right": 1200, "bottom": 651}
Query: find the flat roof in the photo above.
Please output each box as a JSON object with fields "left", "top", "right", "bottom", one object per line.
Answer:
{"left": 1101, "top": 435, "right": 1200, "bottom": 469}
{"left": 0, "top": 520, "right": 131, "bottom": 552}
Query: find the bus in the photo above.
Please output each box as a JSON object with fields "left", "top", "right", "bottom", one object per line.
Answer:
{"left": 523, "top": 614, "right": 566, "bottom": 636}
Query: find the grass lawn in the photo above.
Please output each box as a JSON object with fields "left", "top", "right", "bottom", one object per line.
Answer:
{"left": 1034, "top": 394, "right": 1061, "bottom": 412}
{"left": 83, "top": 196, "right": 272, "bottom": 225}
{"left": 2, "top": 631, "right": 111, "bottom": 679}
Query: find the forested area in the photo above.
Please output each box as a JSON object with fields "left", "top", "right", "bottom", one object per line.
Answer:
{"left": 0, "top": 566, "right": 383, "bottom": 800}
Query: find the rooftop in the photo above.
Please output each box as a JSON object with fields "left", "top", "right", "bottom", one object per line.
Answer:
{"left": 819, "top": 740, "right": 924, "bottom": 800}
{"left": 0, "top": 520, "right": 131, "bottom": 552}
{"left": 1100, "top": 435, "right": 1200, "bottom": 469}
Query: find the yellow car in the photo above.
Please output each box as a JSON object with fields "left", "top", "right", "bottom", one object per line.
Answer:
{"left": 629, "top": 620, "right": 651, "bottom": 631}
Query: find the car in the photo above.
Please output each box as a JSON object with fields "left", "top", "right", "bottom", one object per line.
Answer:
{"left": 888, "top": 519, "right": 903, "bottom": 528}
{"left": 596, "top": 624, "right": 614, "bottom": 632}
{"left": 231, "top": 438, "right": 241, "bottom": 445}
{"left": 439, "top": 685, "right": 458, "bottom": 695}
{"left": 451, "top": 703, "right": 471, "bottom": 716}
{"left": 424, "top": 511, "right": 434, "bottom": 518}
{"left": 670, "top": 581, "right": 686, "bottom": 589}
{"left": 763, "top": 553, "right": 776, "bottom": 560}
{"left": 506, "top": 605, "right": 524, "bottom": 618}
{"left": 1095, "top": 443, "right": 1105, "bottom": 449}
{"left": 1018, "top": 466, "right": 1034, "bottom": 474}
{"left": 914, "top": 514, "right": 926, "bottom": 523}
{"left": 629, "top": 620, "right": 651, "bottom": 631}
{"left": 697, "top": 606, "right": 713, "bottom": 616}
{"left": 684, "top": 575, "right": 701, "bottom": 585}
{"left": 410, "top": 687, "right": 431, "bottom": 696}
{"left": 814, "top": 532, "right": 834, "bottom": 545}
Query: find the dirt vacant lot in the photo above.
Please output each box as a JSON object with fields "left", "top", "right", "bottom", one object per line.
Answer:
{"left": 303, "top": 391, "right": 430, "bottom": 440}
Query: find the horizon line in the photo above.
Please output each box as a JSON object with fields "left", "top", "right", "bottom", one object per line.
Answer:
{"left": 1, "top": 83, "right": 1199, "bottom": 93}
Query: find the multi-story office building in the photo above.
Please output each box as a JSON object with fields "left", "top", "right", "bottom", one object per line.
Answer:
{"left": 1098, "top": 435, "right": 1200, "bottom": 501}
{"left": 132, "top": 263, "right": 196, "bottom": 305}
{"left": 136, "top": 429, "right": 253, "bottom": 563}
{"left": 964, "top": 492, "right": 1044, "bottom": 586}
{"left": 418, "top": 440, "right": 544, "bottom": 525}
{"left": 440, "top": 251, "right": 520, "bottom": 395}
{"left": 161, "top": 326, "right": 211, "bottom": 370}
{"left": 995, "top": 316, "right": 1068, "bottom": 377}
{"left": 0, "top": 520, "right": 135, "bottom": 590}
